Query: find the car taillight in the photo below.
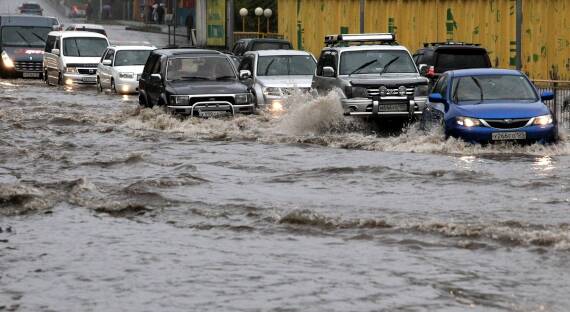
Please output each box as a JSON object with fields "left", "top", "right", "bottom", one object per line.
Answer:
{"left": 426, "top": 66, "right": 435, "bottom": 78}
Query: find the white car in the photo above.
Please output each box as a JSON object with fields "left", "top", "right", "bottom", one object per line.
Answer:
{"left": 97, "top": 45, "right": 155, "bottom": 94}
{"left": 237, "top": 50, "right": 316, "bottom": 110}
{"left": 65, "top": 24, "right": 107, "bottom": 37}
{"left": 43, "top": 30, "right": 109, "bottom": 85}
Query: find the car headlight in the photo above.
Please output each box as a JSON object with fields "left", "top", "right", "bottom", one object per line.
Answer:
{"left": 344, "top": 86, "right": 368, "bottom": 98}
{"left": 170, "top": 95, "right": 189, "bottom": 106}
{"left": 1, "top": 51, "right": 14, "bottom": 68}
{"left": 119, "top": 72, "right": 135, "bottom": 79}
{"left": 263, "top": 87, "right": 282, "bottom": 97}
{"left": 235, "top": 93, "right": 251, "bottom": 104}
{"left": 456, "top": 116, "right": 481, "bottom": 127}
{"left": 414, "top": 85, "right": 430, "bottom": 97}
{"left": 65, "top": 67, "right": 78, "bottom": 74}
{"left": 533, "top": 114, "right": 553, "bottom": 126}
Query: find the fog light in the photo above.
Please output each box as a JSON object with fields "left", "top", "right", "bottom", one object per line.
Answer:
{"left": 65, "top": 79, "right": 73, "bottom": 85}
{"left": 122, "top": 85, "right": 129, "bottom": 93}
{"left": 271, "top": 101, "right": 283, "bottom": 112}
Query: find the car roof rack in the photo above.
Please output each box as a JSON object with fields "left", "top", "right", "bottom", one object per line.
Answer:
{"left": 424, "top": 41, "right": 481, "bottom": 47}
{"left": 325, "top": 33, "right": 396, "bottom": 47}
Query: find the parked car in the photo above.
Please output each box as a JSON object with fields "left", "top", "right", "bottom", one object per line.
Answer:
{"left": 97, "top": 45, "right": 156, "bottom": 94}
{"left": 238, "top": 50, "right": 316, "bottom": 110}
{"left": 65, "top": 24, "right": 107, "bottom": 37}
{"left": 312, "top": 33, "right": 429, "bottom": 123}
{"left": 413, "top": 42, "right": 492, "bottom": 86}
{"left": 43, "top": 31, "right": 110, "bottom": 85}
{"left": 18, "top": 2, "right": 43, "bottom": 15}
{"left": 138, "top": 48, "right": 255, "bottom": 117}
{"left": 421, "top": 68, "right": 558, "bottom": 144}
{"left": 0, "top": 15, "right": 58, "bottom": 78}
{"left": 231, "top": 38, "right": 292, "bottom": 58}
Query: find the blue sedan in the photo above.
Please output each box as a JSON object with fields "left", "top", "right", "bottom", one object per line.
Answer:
{"left": 421, "top": 68, "right": 558, "bottom": 144}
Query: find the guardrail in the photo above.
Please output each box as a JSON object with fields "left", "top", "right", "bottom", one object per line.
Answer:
{"left": 533, "top": 80, "right": 570, "bottom": 129}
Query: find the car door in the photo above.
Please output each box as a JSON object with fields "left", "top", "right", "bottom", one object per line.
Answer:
{"left": 429, "top": 74, "right": 449, "bottom": 116}
{"left": 43, "top": 35, "right": 57, "bottom": 82}
{"left": 311, "top": 50, "right": 337, "bottom": 93}
{"left": 100, "top": 48, "right": 115, "bottom": 87}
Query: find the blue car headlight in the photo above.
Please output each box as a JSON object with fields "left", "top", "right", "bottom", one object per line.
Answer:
{"left": 533, "top": 114, "right": 553, "bottom": 126}
{"left": 456, "top": 116, "right": 481, "bottom": 127}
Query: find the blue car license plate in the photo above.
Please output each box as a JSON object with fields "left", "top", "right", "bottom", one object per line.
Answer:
{"left": 492, "top": 131, "right": 526, "bottom": 140}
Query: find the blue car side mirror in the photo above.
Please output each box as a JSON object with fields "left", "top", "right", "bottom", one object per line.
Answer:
{"left": 428, "top": 93, "right": 445, "bottom": 103}
{"left": 540, "top": 91, "right": 554, "bottom": 101}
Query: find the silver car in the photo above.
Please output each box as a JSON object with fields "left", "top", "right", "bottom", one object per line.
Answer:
{"left": 312, "top": 33, "right": 429, "bottom": 120}
{"left": 237, "top": 50, "right": 316, "bottom": 110}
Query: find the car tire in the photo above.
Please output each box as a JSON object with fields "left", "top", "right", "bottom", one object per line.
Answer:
{"left": 43, "top": 70, "right": 49, "bottom": 84}
{"left": 57, "top": 72, "right": 63, "bottom": 86}
{"left": 96, "top": 77, "right": 103, "bottom": 93}
{"left": 111, "top": 79, "right": 117, "bottom": 94}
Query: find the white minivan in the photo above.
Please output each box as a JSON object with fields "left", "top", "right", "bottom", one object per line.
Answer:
{"left": 43, "top": 31, "right": 109, "bottom": 85}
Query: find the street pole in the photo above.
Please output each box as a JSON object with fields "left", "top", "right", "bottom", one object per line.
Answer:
{"left": 99, "top": 0, "right": 102, "bottom": 20}
{"left": 359, "top": 0, "right": 364, "bottom": 33}
{"left": 515, "top": 0, "right": 522, "bottom": 71}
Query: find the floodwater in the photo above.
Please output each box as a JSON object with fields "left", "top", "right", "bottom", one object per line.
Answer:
{"left": 1, "top": 79, "right": 569, "bottom": 311}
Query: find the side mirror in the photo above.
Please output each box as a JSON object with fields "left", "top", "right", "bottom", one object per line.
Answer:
{"left": 540, "top": 91, "right": 554, "bottom": 101}
{"left": 102, "top": 59, "right": 112, "bottom": 66}
{"left": 239, "top": 70, "right": 251, "bottom": 80}
{"left": 322, "top": 66, "right": 335, "bottom": 77}
{"left": 150, "top": 73, "right": 162, "bottom": 81}
{"left": 428, "top": 93, "right": 445, "bottom": 103}
{"left": 418, "top": 64, "right": 428, "bottom": 76}
{"left": 51, "top": 48, "right": 60, "bottom": 56}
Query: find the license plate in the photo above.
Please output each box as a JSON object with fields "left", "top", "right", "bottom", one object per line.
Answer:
{"left": 23, "top": 72, "right": 40, "bottom": 78}
{"left": 379, "top": 103, "right": 407, "bottom": 112}
{"left": 82, "top": 76, "right": 96, "bottom": 82}
{"left": 491, "top": 131, "right": 527, "bottom": 140}
{"left": 198, "top": 110, "right": 229, "bottom": 117}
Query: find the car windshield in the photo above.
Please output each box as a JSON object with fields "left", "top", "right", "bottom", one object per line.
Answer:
{"left": 114, "top": 50, "right": 152, "bottom": 66}
{"left": 257, "top": 55, "right": 316, "bottom": 76}
{"left": 21, "top": 3, "right": 41, "bottom": 9}
{"left": 63, "top": 37, "right": 108, "bottom": 57}
{"left": 340, "top": 50, "right": 417, "bottom": 75}
{"left": 166, "top": 56, "right": 236, "bottom": 81}
{"left": 436, "top": 50, "right": 489, "bottom": 72}
{"left": 251, "top": 42, "right": 291, "bottom": 51}
{"left": 451, "top": 74, "right": 538, "bottom": 103}
{"left": 0, "top": 26, "right": 51, "bottom": 47}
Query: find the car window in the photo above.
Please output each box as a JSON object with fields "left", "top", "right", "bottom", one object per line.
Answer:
{"left": 435, "top": 50, "right": 490, "bottom": 72}
{"left": 316, "top": 51, "right": 336, "bottom": 76}
{"left": 238, "top": 55, "right": 253, "bottom": 72}
{"left": 0, "top": 26, "right": 51, "bottom": 47}
{"left": 251, "top": 42, "right": 291, "bottom": 51}
{"left": 104, "top": 49, "right": 115, "bottom": 62}
{"left": 451, "top": 75, "right": 538, "bottom": 103}
{"left": 166, "top": 56, "right": 236, "bottom": 81}
{"left": 63, "top": 37, "right": 108, "bottom": 57}
{"left": 256, "top": 55, "right": 316, "bottom": 76}
{"left": 45, "top": 35, "right": 56, "bottom": 52}
{"left": 151, "top": 56, "right": 161, "bottom": 74}
{"left": 114, "top": 50, "right": 151, "bottom": 66}
{"left": 339, "top": 50, "right": 417, "bottom": 75}
{"left": 143, "top": 54, "right": 158, "bottom": 74}
{"left": 433, "top": 75, "right": 448, "bottom": 96}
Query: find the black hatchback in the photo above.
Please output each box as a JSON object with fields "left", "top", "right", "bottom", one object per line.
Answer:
{"left": 138, "top": 49, "right": 256, "bottom": 117}
{"left": 413, "top": 42, "right": 492, "bottom": 85}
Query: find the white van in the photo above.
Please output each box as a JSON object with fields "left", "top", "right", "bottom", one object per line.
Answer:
{"left": 43, "top": 31, "right": 109, "bottom": 85}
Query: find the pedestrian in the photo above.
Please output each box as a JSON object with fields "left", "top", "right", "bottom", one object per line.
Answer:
{"left": 85, "top": 0, "right": 93, "bottom": 20}
{"left": 152, "top": 1, "right": 158, "bottom": 24}
{"left": 185, "top": 13, "right": 194, "bottom": 44}
{"left": 157, "top": 4, "right": 165, "bottom": 25}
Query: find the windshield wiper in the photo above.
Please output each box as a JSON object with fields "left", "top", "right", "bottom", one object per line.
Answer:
{"left": 379, "top": 56, "right": 400, "bottom": 75}
{"left": 177, "top": 76, "right": 210, "bottom": 81}
{"left": 264, "top": 59, "right": 276, "bottom": 76}
{"left": 349, "top": 59, "right": 377, "bottom": 76}
{"left": 471, "top": 77, "right": 484, "bottom": 103}
{"left": 215, "top": 75, "right": 236, "bottom": 80}
{"left": 14, "top": 30, "right": 32, "bottom": 47}
{"left": 30, "top": 31, "right": 46, "bottom": 44}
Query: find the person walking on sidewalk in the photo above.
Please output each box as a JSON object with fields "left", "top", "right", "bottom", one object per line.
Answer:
{"left": 186, "top": 13, "right": 194, "bottom": 44}
{"left": 85, "top": 0, "right": 93, "bottom": 20}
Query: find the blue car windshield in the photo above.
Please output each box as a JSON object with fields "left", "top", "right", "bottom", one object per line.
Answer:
{"left": 451, "top": 75, "right": 538, "bottom": 103}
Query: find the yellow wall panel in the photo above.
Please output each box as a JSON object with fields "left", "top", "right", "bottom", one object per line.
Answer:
{"left": 278, "top": 0, "right": 570, "bottom": 80}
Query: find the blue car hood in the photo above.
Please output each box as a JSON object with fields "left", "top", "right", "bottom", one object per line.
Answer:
{"left": 452, "top": 101, "right": 550, "bottom": 119}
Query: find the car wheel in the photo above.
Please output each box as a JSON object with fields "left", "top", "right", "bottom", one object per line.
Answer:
{"left": 43, "top": 70, "right": 48, "bottom": 84}
{"left": 111, "top": 79, "right": 117, "bottom": 94}
{"left": 96, "top": 77, "right": 103, "bottom": 93}
{"left": 57, "top": 73, "right": 63, "bottom": 86}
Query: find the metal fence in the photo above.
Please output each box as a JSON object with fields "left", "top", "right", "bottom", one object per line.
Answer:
{"left": 533, "top": 80, "right": 570, "bottom": 129}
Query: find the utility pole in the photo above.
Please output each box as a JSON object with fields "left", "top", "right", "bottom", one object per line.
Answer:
{"left": 515, "top": 0, "right": 522, "bottom": 70}
{"left": 359, "top": 0, "right": 364, "bottom": 33}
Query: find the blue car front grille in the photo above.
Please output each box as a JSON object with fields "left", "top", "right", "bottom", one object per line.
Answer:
{"left": 483, "top": 118, "right": 530, "bottom": 129}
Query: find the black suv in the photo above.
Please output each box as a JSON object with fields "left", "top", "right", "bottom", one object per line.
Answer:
{"left": 138, "top": 49, "right": 255, "bottom": 117}
{"left": 18, "top": 3, "right": 43, "bottom": 15}
{"left": 413, "top": 42, "right": 492, "bottom": 85}
{"left": 231, "top": 38, "right": 292, "bottom": 58}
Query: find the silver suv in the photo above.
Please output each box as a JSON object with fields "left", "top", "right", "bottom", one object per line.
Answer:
{"left": 311, "top": 33, "right": 429, "bottom": 120}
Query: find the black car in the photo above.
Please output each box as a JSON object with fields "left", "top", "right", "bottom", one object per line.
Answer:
{"left": 138, "top": 48, "right": 256, "bottom": 117}
{"left": 18, "top": 2, "right": 43, "bottom": 15}
{"left": 0, "top": 15, "right": 59, "bottom": 78}
{"left": 231, "top": 38, "right": 292, "bottom": 58}
{"left": 413, "top": 42, "right": 492, "bottom": 85}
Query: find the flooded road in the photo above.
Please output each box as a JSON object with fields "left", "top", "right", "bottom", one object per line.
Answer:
{"left": 2, "top": 1, "right": 570, "bottom": 310}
